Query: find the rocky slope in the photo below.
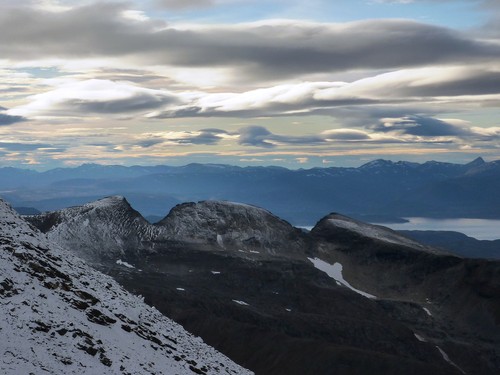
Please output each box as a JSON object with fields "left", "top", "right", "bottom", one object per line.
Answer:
{"left": 157, "top": 201, "right": 308, "bottom": 259}
{"left": 311, "top": 213, "right": 500, "bottom": 374}
{"left": 0, "top": 198, "right": 252, "bottom": 375}
{"left": 29, "top": 197, "right": 309, "bottom": 262}
{"left": 27, "top": 196, "right": 160, "bottom": 262}
{"left": 28, "top": 197, "right": 500, "bottom": 375}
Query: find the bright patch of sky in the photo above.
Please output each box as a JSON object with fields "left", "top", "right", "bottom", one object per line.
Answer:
{"left": 155, "top": 0, "right": 484, "bottom": 29}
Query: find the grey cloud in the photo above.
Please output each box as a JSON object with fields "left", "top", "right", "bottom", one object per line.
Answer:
{"left": 238, "top": 126, "right": 274, "bottom": 147}
{"left": 136, "top": 138, "right": 166, "bottom": 148}
{"left": 176, "top": 130, "right": 225, "bottom": 145}
{"left": 137, "top": 128, "right": 228, "bottom": 147}
{"left": 373, "top": 115, "right": 474, "bottom": 137}
{"left": 0, "top": 113, "right": 26, "bottom": 126}
{"left": 1, "top": 4, "right": 499, "bottom": 80}
{"left": 397, "top": 70, "right": 500, "bottom": 97}
{"left": 154, "top": 99, "right": 379, "bottom": 119}
{"left": 64, "top": 95, "right": 172, "bottom": 114}
{"left": 323, "top": 130, "right": 371, "bottom": 141}
{"left": 156, "top": 0, "right": 215, "bottom": 10}
{"left": 0, "top": 142, "right": 61, "bottom": 151}
{"left": 238, "top": 126, "right": 326, "bottom": 148}
{"left": 13, "top": 79, "right": 180, "bottom": 117}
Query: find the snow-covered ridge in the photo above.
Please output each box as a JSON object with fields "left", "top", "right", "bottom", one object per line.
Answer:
{"left": 27, "top": 196, "right": 162, "bottom": 261}
{"left": 29, "top": 198, "right": 308, "bottom": 260}
{"left": 0, "top": 198, "right": 252, "bottom": 375}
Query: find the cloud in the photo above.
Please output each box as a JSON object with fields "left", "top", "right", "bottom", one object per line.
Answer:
{"left": 0, "top": 142, "right": 61, "bottom": 151}
{"left": 373, "top": 115, "right": 479, "bottom": 137}
{"left": 145, "top": 66, "right": 500, "bottom": 119}
{"left": 0, "top": 107, "right": 26, "bottom": 125}
{"left": 156, "top": 0, "right": 215, "bottom": 10}
{"left": 149, "top": 81, "right": 379, "bottom": 119}
{"left": 135, "top": 128, "right": 231, "bottom": 147}
{"left": 1, "top": 3, "right": 499, "bottom": 82}
{"left": 10, "top": 65, "right": 500, "bottom": 122}
{"left": 10, "top": 79, "right": 180, "bottom": 117}
{"left": 322, "top": 129, "right": 372, "bottom": 140}
{"left": 237, "top": 125, "right": 368, "bottom": 148}
{"left": 131, "top": 126, "right": 375, "bottom": 150}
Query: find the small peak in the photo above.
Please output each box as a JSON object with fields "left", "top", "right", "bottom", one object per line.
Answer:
{"left": 466, "top": 157, "right": 485, "bottom": 167}
{"left": 85, "top": 195, "right": 128, "bottom": 209}
{"left": 359, "top": 159, "right": 393, "bottom": 169}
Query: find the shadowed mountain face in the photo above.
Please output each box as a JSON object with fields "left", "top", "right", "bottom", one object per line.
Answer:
{"left": 4, "top": 157, "right": 500, "bottom": 224}
{"left": 28, "top": 197, "right": 500, "bottom": 375}
{"left": 0, "top": 198, "right": 251, "bottom": 375}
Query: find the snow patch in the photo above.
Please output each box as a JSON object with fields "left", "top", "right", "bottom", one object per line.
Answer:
{"left": 116, "top": 259, "right": 134, "bottom": 269}
{"left": 423, "top": 307, "right": 432, "bottom": 316}
{"left": 436, "top": 346, "right": 466, "bottom": 374}
{"left": 176, "top": 288, "right": 186, "bottom": 291}
{"left": 216, "top": 234, "right": 224, "bottom": 247}
{"left": 308, "top": 257, "right": 377, "bottom": 299}
{"left": 232, "top": 300, "right": 250, "bottom": 306}
{"left": 211, "top": 271, "right": 221, "bottom": 275}
{"left": 414, "top": 333, "right": 426, "bottom": 342}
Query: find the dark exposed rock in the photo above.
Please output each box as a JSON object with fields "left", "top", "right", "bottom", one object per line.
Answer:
{"left": 0, "top": 278, "right": 18, "bottom": 297}
{"left": 33, "top": 321, "right": 52, "bottom": 333}
{"left": 27, "top": 196, "right": 500, "bottom": 375}
{"left": 86, "top": 309, "right": 117, "bottom": 326}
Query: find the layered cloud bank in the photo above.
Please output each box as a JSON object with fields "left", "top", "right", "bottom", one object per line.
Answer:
{"left": 0, "top": 0, "right": 499, "bottom": 167}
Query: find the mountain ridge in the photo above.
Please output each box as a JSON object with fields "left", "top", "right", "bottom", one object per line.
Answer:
{"left": 0, "top": 197, "right": 252, "bottom": 375}
{"left": 26, "top": 196, "right": 500, "bottom": 375}
{"left": 3, "top": 157, "right": 500, "bottom": 223}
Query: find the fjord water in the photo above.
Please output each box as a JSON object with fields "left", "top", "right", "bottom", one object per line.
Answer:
{"left": 381, "top": 218, "right": 500, "bottom": 240}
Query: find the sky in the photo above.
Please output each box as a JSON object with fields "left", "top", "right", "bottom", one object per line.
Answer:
{"left": 1, "top": 0, "right": 500, "bottom": 169}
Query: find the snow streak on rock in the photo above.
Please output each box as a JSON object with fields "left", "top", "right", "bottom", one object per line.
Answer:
{"left": 436, "top": 346, "right": 466, "bottom": 374}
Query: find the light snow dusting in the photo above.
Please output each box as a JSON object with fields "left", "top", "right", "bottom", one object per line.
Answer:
{"left": 0, "top": 198, "right": 252, "bottom": 375}
{"left": 308, "top": 257, "right": 377, "bottom": 299}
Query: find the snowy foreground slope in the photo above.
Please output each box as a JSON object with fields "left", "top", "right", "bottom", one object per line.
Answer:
{"left": 0, "top": 198, "right": 252, "bottom": 375}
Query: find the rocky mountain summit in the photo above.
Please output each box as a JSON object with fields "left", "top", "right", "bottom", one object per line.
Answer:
{"left": 27, "top": 196, "right": 500, "bottom": 375}
{"left": 0, "top": 198, "right": 252, "bottom": 375}
{"left": 157, "top": 201, "right": 307, "bottom": 258}
{"left": 29, "top": 197, "right": 309, "bottom": 263}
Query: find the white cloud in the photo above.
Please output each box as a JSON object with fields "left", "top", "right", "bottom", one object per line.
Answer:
{"left": 9, "top": 79, "right": 181, "bottom": 118}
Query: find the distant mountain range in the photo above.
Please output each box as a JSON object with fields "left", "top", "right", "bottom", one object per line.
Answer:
{"left": 25, "top": 196, "right": 500, "bottom": 375}
{"left": 398, "top": 230, "right": 500, "bottom": 260}
{"left": 2, "top": 156, "right": 500, "bottom": 224}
